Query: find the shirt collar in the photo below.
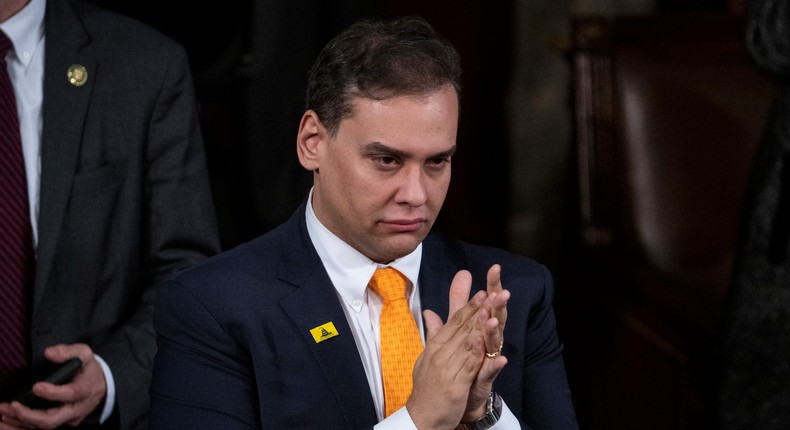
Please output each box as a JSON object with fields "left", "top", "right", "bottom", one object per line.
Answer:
{"left": 0, "top": 0, "right": 45, "bottom": 68}
{"left": 305, "top": 188, "right": 423, "bottom": 306}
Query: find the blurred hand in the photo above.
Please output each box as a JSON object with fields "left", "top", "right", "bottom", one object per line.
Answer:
{"left": 0, "top": 416, "right": 24, "bottom": 430}
{"left": 0, "top": 344, "right": 106, "bottom": 429}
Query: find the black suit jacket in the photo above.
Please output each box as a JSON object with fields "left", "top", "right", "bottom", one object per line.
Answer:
{"left": 150, "top": 201, "right": 578, "bottom": 429}
{"left": 25, "top": 1, "right": 219, "bottom": 428}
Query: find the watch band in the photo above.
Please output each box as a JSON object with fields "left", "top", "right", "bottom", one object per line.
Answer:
{"left": 456, "top": 392, "right": 503, "bottom": 430}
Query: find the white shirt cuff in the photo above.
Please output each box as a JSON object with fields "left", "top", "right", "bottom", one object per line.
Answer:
{"left": 373, "top": 406, "right": 418, "bottom": 430}
{"left": 372, "top": 398, "right": 520, "bottom": 429}
{"left": 93, "top": 354, "right": 116, "bottom": 424}
{"left": 490, "top": 399, "right": 520, "bottom": 429}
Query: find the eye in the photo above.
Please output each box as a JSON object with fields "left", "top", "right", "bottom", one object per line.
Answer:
{"left": 426, "top": 156, "right": 451, "bottom": 170}
{"left": 378, "top": 156, "right": 397, "bottom": 164}
{"left": 373, "top": 155, "right": 400, "bottom": 169}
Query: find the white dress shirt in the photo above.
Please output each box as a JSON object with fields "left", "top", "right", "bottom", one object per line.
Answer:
{"left": 1, "top": 0, "right": 44, "bottom": 247}
{"left": 1, "top": 0, "right": 115, "bottom": 422}
{"left": 305, "top": 189, "right": 519, "bottom": 429}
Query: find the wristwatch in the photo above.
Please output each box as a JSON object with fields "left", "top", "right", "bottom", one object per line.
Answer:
{"left": 456, "top": 392, "right": 503, "bottom": 430}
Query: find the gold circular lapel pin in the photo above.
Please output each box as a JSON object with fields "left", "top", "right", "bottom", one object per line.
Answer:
{"left": 67, "top": 64, "right": 88, "bottom": 87}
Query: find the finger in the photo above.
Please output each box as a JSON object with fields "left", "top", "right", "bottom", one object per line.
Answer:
{"left": 0, "top": 409, "right": 24, "bottom": 429}
{"left": 486, "top": 265, "right": 508, "bottom": 327}
{"left": 493, "top": 289, "right": 509, "bottom": 332}
{"left": 423, "top": 309, "right": 444, "bottom": 341}
{"left": 478, "top": 355, "right": 508, "bottom": 385}
{"left": 482, "top": 314, "right": 502, "bottom": 358}
{"left": 430, "top": 290, "right": 486, "bottom": 345}
{"left": 0, "top": 419, "right": 25, "bottom": 430}
{"left": 486, "top": 264, "right": 502, "bottom": 295}
{"left": 452, "top": 333, "right": 487, "bottom": 384}
{"left": 482, "top": 289, "right": 510, "bottom": 354}
{"left": 32, "top": 380, "right": 79, "bottom": 404}
{"left": 448, "top": 270, "right": 472, "bottom": 318}
{"left": 0, "top": 404, "right": 16, "bottom": 417}
{"left": 10, "top": 401, "right": 72, "bottom": 430}
{"left": 441, "top": 305, "right": 493, "bottom": 378}
{"left": 489, "top": 288, "right": 510, "bottom": 309}
{"left": 0, "top": 418, "right": 25, "bottom": 429}
{"left": 44, "top": 343, "right": 91, "bottom": 364}
{"left": 424, "top": 299, "right": 490, "bottom": 379}
{"left": 32, "top": 359, "right": 105, "bottom": 406}
{"left": 471, "top": 346, "right": 508, "bottom": 411}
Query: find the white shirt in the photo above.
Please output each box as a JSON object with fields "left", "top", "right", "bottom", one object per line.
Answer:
{"left": 1, "top": 0, "right": 43, "bottom": 247}
{"left": 305, "top": 189, "right": 519, "bottom": 428}
{"left": 1, "top": 0, "right": 115, "bottom": 422}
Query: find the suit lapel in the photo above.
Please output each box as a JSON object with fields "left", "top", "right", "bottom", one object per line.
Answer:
{"left": 35, "top": 0, "right": 95, "bottom": 307}
{"left": 418, "top": 235, "right": 455, "bottom": 322}
{"left": 276, "top": 206, "right": 378, "bottom": 427}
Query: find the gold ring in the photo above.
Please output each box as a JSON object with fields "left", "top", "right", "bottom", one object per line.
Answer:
{"left": 485, "top": 340, "right": 503, "bottom": 358}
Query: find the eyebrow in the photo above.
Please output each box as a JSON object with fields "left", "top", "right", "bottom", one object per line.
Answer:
{"left": 363, "top": 141, "right": 457, "bottom": 160}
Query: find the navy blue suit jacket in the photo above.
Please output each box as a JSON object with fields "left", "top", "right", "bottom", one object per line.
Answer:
{"left": 150, "top": 202, "right": 578, "bottom": 429}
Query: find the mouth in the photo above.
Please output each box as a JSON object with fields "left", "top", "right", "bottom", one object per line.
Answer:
{"left": 380, "top": 218, "right": 427, "bottom": 233}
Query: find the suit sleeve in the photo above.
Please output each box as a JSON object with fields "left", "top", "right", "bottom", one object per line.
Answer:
{"left": 150, "top": 279, "right": 259, "bottom": 429}
{"left": 517, "top": 265, "right": 579, "bottom": 429}
{"left": 94, "top": 44, "right": 220, "bottom": 428}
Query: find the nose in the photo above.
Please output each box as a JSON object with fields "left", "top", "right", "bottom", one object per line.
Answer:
{"left": 395, "top": 165, "right": 428, "bottom": 207}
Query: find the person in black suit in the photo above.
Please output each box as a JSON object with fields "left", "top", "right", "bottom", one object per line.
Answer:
{"left": 0, "top": 0, "right": 219, "bottom": 428}
{"left": 151, "top": 17, "right": 577, "bottom": 429}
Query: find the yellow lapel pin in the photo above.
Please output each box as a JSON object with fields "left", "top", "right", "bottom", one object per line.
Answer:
{"left": 67, "top": 64, "right": 88, "bottom": 87}
{"left": 310, "top": 322, "right": 339, "bottom": 343}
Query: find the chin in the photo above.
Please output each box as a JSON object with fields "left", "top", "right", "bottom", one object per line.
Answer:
{"left": 383, "top": 237, "right": 424, "bottom": 260}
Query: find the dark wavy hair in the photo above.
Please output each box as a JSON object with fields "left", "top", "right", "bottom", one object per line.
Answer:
{"left": 306, "top": 17, "right": 462, "bottom": 136}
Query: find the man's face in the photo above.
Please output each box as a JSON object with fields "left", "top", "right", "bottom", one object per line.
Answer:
{"left": 310, "top": 85, "right": 458, "bottom": 263}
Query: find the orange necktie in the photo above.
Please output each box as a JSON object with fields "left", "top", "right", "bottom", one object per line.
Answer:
{"left": 369, "top": 267, "right": 424, "bottom": 417}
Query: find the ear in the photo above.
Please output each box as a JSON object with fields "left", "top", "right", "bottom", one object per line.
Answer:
{"left": 296, "top": 110, "right": 325, "bottom": 171}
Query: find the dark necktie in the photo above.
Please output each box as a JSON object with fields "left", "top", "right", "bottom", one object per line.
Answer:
{"left": 0, "top": 29, "right": 34, "bottom": 384}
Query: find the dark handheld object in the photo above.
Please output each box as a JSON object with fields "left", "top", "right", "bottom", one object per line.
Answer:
{"left": 14, "top": 357, "right": 82, "bottom": 409}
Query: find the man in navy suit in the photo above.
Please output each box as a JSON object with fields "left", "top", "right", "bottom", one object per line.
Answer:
{"left": 151, "top": 17, "right": 578, "bottom": 429}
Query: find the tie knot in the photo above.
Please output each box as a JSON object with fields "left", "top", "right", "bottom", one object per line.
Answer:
{"left": 369, "top": 267, "right": 409, "bottom": 302}
{"left": 0, "top": 31, "right": 12, "bottom": 58}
